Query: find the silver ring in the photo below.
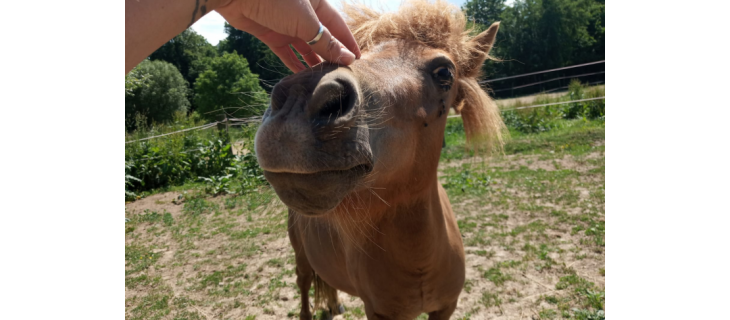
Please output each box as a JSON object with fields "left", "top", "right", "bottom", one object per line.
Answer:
{"left": 306, "top": 23, "right": 325, "bottom": 45}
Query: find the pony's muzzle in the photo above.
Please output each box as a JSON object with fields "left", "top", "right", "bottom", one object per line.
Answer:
{"left": 254, "top": 66, "right": 372, "bottom": 215}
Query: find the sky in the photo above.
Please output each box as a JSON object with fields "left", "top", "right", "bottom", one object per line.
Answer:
{"left": 191, "top": 0, "right": 513, "bottom": 45}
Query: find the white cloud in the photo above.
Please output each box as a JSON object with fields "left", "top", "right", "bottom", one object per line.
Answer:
{"left": 190, "top": 12, "right": 227, "bottom": 45}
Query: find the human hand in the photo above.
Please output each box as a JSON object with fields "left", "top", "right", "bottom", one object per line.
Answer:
{"left": 215, "top": 0, "right": 361, "bottom": 73}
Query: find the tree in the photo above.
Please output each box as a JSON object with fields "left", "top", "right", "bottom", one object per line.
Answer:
{"left": 149, "top": 29, "right": 217, "bottom": 88}
{"left": 461, "top": 0, "right": 605, "bottom": 97}
{"left": 125, "top": 60, "right": 190, "bottom": 128}
{"left": 193, "top": 52, "right": 268, "bottom": 120}
{"left": 217, "top": 23, "right": 292, "bottom": 91}
{"left": 462, "top": 0, "right": 506, "bottom": 29}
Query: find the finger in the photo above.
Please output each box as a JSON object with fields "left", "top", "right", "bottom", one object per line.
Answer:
{"left": 313, "top": 0, "right": 361, "bottom": 59}
{"left": 306, "top": 27, "right": 356, "bottom": 66}
{"left": 268, "top": 43, "right": 307, "bottom": 73}
{"left": 286, "top": 1, "right": 355, "bottom": 66}
{"left": 292, "top": 39, "right": 322, "bottom": 67}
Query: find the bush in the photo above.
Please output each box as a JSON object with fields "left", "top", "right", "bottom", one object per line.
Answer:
{"left": 500, "top": 81, "right": 605, "bottom": 134}
{"left": 501, "top": 94, "right": 564, "bottom": 134}
{"left": 126, "top": 60, "right": 190, "bottom": 129}
{"left": 564, "top": 80, "right": 605, "bottom": 120}
{"left": 125, "top": 129, "right": 236, "bottom": 192}
{"left": 125, "top": 117, "right": 269, "bottom": 198}
{"left": 194, "top": 52, "right": 268, "bottom": 120}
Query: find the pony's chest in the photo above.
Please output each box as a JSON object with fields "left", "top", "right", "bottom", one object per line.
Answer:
{"left": 346, "top": 231, "right": 465, "bottom": 313}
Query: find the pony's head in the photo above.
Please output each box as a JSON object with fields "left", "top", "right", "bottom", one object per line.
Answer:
{"left": 255, "top": 0, "right": 505, "bottom": 215}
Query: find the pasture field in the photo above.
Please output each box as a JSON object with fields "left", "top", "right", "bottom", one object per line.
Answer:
{"left": 125, "top": 90, "right": 605, "bottom": 320}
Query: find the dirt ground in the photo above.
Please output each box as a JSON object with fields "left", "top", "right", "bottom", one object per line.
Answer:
{"left": 125, "top": 141, "right": 605, "bottom": 320}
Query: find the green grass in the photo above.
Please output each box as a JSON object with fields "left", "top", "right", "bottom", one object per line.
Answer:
{"left": 442, "top": 117, "right": 604, "bottom": 162}
{"left": 126, "top": 88, "right": 604, "bottom": 318}
{"left": 125, "top": 244, "right": 162, "bottom": 275}
{"left": 481, "top": 291, "right": 502, "bottom": 309}
{"left": 483, "top": 266, "right": 512, "bottom": 286}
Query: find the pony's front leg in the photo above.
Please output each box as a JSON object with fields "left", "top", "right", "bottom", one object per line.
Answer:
{"left": 427, "top": 300, "right": 458, "bottom": 320}
{"left": 295, "top": 264, "right": 314, "bottom": 320}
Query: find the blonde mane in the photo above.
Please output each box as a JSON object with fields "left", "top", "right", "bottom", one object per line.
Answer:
{"left": 343, "top": 0, "right": 506, "bottom": 153}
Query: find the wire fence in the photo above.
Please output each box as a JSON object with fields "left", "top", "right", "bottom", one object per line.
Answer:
{"left": 491, "top": 71, "right": 605, "bottom": 92}
{"left": 483, "top": 60, "right": 605, "bottom": 99}
{"left": 125, "top": 116, "right": 263, "bottom": 144}
{"left": 127, "top": 95, "right": 605, "bottom": 145}
{"left": 447, "top": 96, "right": 605, "bottom": 119}
{"left": 480, "top": 60, "right": 605, "bottom": 84}
{"left": 126, "top": 62, "right": 606, "bottom": 144}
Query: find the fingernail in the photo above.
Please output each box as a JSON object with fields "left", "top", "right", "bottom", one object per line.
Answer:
{"left": 340, "top": 48, "right": 356, "bottom": 65}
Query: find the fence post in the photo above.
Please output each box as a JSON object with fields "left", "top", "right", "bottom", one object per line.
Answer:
{"left": 216, "top": 113, "right": 226, "bottom": 132}
{"left": 225, "top": 116, "right": 229, "bottom": 136}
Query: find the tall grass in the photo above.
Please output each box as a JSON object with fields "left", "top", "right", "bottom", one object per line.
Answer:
{"left": 500, "top": 81, "right": 605, "bottom": 134}
{"left": 125, "top": 112, "right": 266, "bottom": 201}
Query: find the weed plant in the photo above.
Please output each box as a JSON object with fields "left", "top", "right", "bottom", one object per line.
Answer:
{"left": 501, "top": 81, "right": 605, "bottom": 134}
{"left": 125, "top": 112, "right": 267, "bottom": 200}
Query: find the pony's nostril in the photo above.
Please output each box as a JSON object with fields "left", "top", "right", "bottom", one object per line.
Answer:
{"left": 318, "top": 88, "right": 352, "bottom": 120}
{"left": 309, "top": 80, "right": 357, "bottom": 122}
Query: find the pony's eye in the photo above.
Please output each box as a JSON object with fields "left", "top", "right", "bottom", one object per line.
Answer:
{"left": 433, "top": 66, "right": 453, "bottom": 91}
{"left": 434, "top": 67, "right": 452, "bottom": 80}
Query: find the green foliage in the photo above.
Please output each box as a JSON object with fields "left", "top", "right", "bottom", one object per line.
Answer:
{"left": 500, "top": 81, "right": 604, "bottom": 134}
{"left": 149, "top": 28, "right": 217, "bottom": 91}
{"left": 483, "top": 266, "right": 511, "bottom": 286}
{"left": 126, "top": 130, "right": 236, "bottom": 192}
{"left": 463, "top": 0, "right": 506, "bottom": 28}
{"left": 126, "top": 60, "right": 190, "bottom": 129}
{"left": 125, "top": 115, "right": 269, "bottom": 199}
{"left": 199, "top": 174, "right": 234, "bottom": 195}
{"left": 463, "top": 0, "right": 605, "bottom": 96}
{"left": 194, "top": 52, "right": 268, "bottom": 120}
{"left": 564, "top": 80, "right": 605, "bottom": 119}
{"left": 584, "top": 220, "right": 605, "bottom": 246}
{"left": 496, "top": 0, "right": 604, "bottom": 72}
{"left": 218, "top": 23, "right": 292, "bottom": 91}
{"left": 444, "top": 170, "right": 492, "bottom": 194}
{"left": 125, "top": 161, "right": 143, "bottom": 201}
{"left": 234, "top": 153, "right": 268, "bottom": 194}
{"left": 125, "top": 68, "right": 151, "bottom": 97}
{"left": 501, "top": 107, "right": 556, "bottom": 134}
{"left": 573, "top": 308, "right": 605, "bottom": 320}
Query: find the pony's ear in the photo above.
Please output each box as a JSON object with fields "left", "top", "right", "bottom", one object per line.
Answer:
{"left": 462, "top": 22, "right": 500, "bottom": 78}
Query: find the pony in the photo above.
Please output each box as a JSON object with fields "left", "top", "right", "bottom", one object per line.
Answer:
{"left": 254, "top": 1, "right": 505, "bottom": 318}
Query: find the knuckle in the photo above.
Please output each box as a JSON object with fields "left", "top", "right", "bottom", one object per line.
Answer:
{"left": 326, "top": 37, "right": 339, "bottom": 53}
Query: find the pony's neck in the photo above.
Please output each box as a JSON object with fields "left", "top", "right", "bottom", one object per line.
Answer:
{"left": 330, "top": 176, "right": 445, "bottom": 250}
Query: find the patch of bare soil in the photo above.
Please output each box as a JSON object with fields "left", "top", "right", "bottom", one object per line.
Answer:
{"left": 126, "top": 192, "right": 184, "bottom": 217}
{"left": 125, "top": 151, "right": 604, "bottom": 319}
{"left": 440, "top": 149, "right": 604, "bottom": 174}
